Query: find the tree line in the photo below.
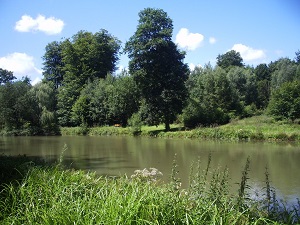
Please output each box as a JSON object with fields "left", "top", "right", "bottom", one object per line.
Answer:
{"left": 1, "top": 8, "right": 299, "bottom": 135}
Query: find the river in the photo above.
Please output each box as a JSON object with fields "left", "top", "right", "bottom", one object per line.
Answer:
{"left": 1, "top": 135, "right": 299, "bottom": 205}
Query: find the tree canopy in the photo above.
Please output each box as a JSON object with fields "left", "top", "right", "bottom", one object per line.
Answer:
{"left": 0, "top": 68, "right": 16, "bottom": 84}
{"left": 56, "top": 29, "right": 121, "bottom": 126}
{"left": 216, "top": 50, "right": 244, "bottom": 70}
{"left": 125, "top": 8, "right": 188, "bottom": 131}
{"left": 42, "top": 41, "right": 64, "bottom": 89}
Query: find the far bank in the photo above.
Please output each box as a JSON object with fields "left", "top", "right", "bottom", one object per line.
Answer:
{"left": 61, "top": 116, "right": 300, "bottom": 143}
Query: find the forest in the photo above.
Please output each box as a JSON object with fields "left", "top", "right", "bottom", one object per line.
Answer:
{"left": 0, "top": 8, "right": 300, "bottom": 136}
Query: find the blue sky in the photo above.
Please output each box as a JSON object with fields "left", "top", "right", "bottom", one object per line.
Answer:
{"left": 0, "top": 0, "right": 299, "bottom": 84}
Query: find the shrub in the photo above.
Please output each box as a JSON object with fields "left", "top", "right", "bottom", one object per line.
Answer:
{"left": 128, "top": 112, "right": 143, "bottom": 135}
{"left": 267, "top": 80, "right": 300, "bottom": 121}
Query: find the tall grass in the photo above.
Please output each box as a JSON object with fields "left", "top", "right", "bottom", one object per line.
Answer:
{"left": 0, "top": 154, "right": 299, "bottom": 224}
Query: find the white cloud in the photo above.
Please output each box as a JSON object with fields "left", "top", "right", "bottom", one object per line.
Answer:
{"left": 231, "top": 44, "right": 265, "bottom": 62}
{"left": 175, "top": 28, "right": 204, "bottom": 51}
{"left": 114, "top": 65, "right": 129, "bottom": 75}
{"left": 0, "top": 52, "right": 42, "bottom": 82}
{"left": 209, "top": 37, "right": 217, "bottom": 44}
{"left": 31, "top": 77, "right": 42, "bottom": 86}
{"left": 15, "top": 14, "right": 64, "bottom": 35}
{"left": 189, "top": 63, "right": 202, "bottom": 71}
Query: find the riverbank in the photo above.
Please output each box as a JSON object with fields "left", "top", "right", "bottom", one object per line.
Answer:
{"left": 1, "top": 155, "right": 299, "bottom": 224}
{"left": 61, "top": 116, "right": 300, "bottom": 143}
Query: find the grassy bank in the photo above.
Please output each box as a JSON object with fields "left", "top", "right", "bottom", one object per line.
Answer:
{"left": 0, "top": 155, "right": 299, "bottom": 224}
{"left": 61, "top": 116, "right": 300, "bottom": 143}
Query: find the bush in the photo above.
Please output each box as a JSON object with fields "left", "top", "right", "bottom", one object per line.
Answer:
{"left": 128, "top": 112, "right": 143, "bottom": 135}
{"left": 268, "top": 80, "right": 300, "bottom": 121}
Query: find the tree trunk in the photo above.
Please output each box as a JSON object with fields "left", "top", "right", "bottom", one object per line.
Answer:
{"left": 165, "top": 117, "right": 170, "bottom": 131}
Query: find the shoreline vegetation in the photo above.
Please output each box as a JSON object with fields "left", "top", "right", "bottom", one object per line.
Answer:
{"left": 1, "top": 154, "right": 299, "bottom": 224}
{"left": 60, "top": 115, "right": 300, "bottom": 143}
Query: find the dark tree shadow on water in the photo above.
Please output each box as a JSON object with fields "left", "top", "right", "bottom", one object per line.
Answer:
{"left": 0, "top": 154, "right": 137, "bottom": 190}
{"left": 0, "top": 154, "right": 54, "bottom": 189}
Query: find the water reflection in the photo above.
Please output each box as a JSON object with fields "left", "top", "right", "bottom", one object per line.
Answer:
{"left": 1, "top": 136, "right": 299, "bottom": 203}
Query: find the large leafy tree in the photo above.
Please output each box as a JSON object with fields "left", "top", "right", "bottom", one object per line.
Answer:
{"left": 57, "top": 29, "right": 121, "bottom": 126}
{"left": 125, "top": 8, "right": 189, "bottom": 131}
{"left": 42, "top": 41, "right": 64, "bottom": 89}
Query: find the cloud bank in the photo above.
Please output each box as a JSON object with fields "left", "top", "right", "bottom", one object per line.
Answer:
{"left": 175, "top": 28, "right": 204, "bottom": 51}
{"left": 15, "top": 14, "right": 64, "bottom": 35}
{"left": 0, "top": 52, "right": 42, "bottom": 82}
{"left": 231, "top": 44, "right": 265, "bottom": 62}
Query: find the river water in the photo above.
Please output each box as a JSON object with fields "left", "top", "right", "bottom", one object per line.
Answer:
{"left": 1, "top": 135, "right": 299, "bottom": 204}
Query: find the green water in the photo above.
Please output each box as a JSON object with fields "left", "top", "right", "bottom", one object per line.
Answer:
{"left": 1, "top": 136, "right": 299, "bottom": 203}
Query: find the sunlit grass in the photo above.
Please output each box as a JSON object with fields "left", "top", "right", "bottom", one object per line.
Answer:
{"left": 1, "top": 154, "right": 299, "bottom": 224}
{"left": 60, "top": 116, "right": 300, "bottom": 143}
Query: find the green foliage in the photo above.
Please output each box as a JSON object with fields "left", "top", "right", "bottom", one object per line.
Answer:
{"left": 216, "top": 50, "right": 244, "bottom": 70}
{"left": 125, "top": 8, "right": 189, "bottom": 131}
{"left": 42, "top": 41, "right": 64, "bottom": 89}
{"left": 183, "top": 66, "right": 240, "bottom": 128}
{"left": 106, "top": 72, "right": 140, "bottom": 126}
{"left": 0, "top": 68, "right": 16, "bottom": 84}
{"left": 128, "top": 112, "right": 143, "bottom": 135}
{"left": 71, "top": 95, "right": 90, "bottom": 126}
{"left": 270, "top": 58, "right": 298, "bottom": 90}
{"left": 31, "top": 81, "right": 60, "bottom": 134}
{"left": 0, "top": 79, "right": 41, "bottom": 135}
{"left": 68, "top": 73, "right": 140, "bottom": 127}
{"left": 57, "top": 30, "right": 121, "bottom": 126}
{"left": 57, "top": 79, "right": 81, "bottom": 126}
{"left": 267, "top": 80, "right": 300, "bottom": 121}
{"left": 0, "top": 77, "right": 61, "bottom": 135}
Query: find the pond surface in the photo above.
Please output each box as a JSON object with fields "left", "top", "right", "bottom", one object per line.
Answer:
{"left": 1, "top": 136, "right": 299, "bottom": 204}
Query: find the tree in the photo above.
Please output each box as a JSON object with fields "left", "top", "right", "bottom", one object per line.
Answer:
{"left": 30, "top": 81, "right": 59, "bottom": 134}
{"left": 71, "top": 75, "right": 114, "bottom": 126}
{"left": 56, "top": 29, "right": 121, "bottom": 126}
{"left": 107, "top": 72, "right": 140, "bottom": 126}
{"left": 216, "top": 50, "right": 244, "bottom": 70}
{"left": 0, "top": 78, "right": 40, "bottom": 134}
{"left": 254, "top": 64, "right": 271, "bottom": 109}
{"left": 62, "top": 30, "right": 120, "bottom": 83}
{"left": 267, "top": 80, "right": 300, "bottom": 121}
{"left": 42, "top": 41, "right": 64, "bottom": 89}
{"left": 125, "top": 8, "right": 189, "bottom": 131}
{"left": 0, "top": 68, "right": 16, "bottom": 84}
{"left": 227, "top": 66, "right": 248, "bottom": 102}
{"left": 269, "top": 58, "right": 297, "bottom": 90}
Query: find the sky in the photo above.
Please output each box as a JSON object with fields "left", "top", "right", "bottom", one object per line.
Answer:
{"left": 0, "top": 0, "right": 299, "bottom": 84}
